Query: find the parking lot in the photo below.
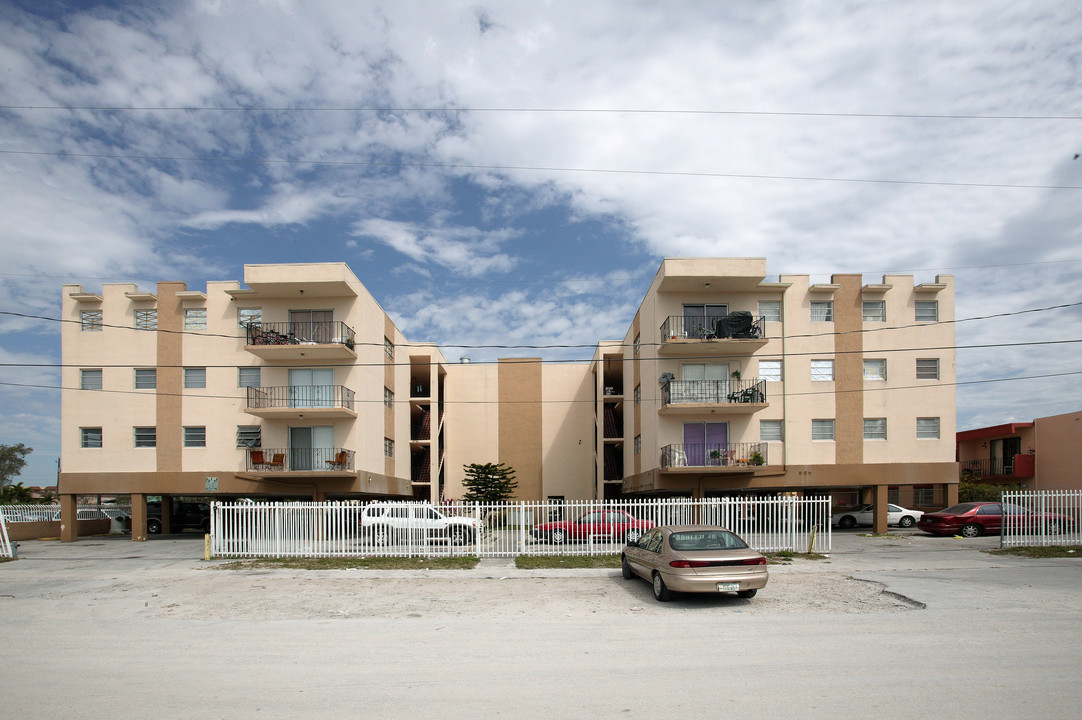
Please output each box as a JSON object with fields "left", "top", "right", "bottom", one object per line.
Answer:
{"left": 2, "top": 531, "right": 1081, "bottom": 718}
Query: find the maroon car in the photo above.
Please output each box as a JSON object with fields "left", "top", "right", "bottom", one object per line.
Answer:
{"left": 534, "top": 509, "right": 655, "bottom": 544}
{"left": 917, "top": 501, "right": 1073, "bottom": 538}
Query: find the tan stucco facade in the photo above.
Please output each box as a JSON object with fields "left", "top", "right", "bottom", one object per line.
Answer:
{"left": 957, "top": 410, "right": 1081, "bottom": 491}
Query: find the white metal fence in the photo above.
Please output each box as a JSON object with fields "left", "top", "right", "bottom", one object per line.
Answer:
{"left": 210, "top": 497, "right": 832, "bottom": 559}
{"left": 0, "top": 504, "right": 62, "bottom": 522}
{"left": 1000, "top": 490, "right": 1082, "bottom": 548}
{"left": 0, "top": 514, "right": 12, "bottom": 558}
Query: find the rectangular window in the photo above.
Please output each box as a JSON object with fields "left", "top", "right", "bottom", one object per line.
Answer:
{"left": 914, "top": 486, "right": 935, "bottom": 506}
{"left": 634, "top": 385, "right": 641, "bottom": 405}
{"left": 134, "top": 426, "right": 156, "bottom": 448}
{"left": 812, "top": 419, "right": 835, "bottom": 441}
{"left": 384, "top": 337, "right": 394, "bottom": 359}
{"left": 811, "top": 301, "right": 833, "bottom": 322}
{"left": 183, "top": 426, "right": 206, "bottom": 448}
{"left": 384, "top": 438, "right": 394, "bottom": 458}
{"left": 238, "top": 308, "right": 262, "bottom": 328}
{"left": 759, "top": 360, "right": 782, "bottom": 382}
{"left": 759, "top": 301, "right": 781, "bottom": 322}
{"left": 811, "top": 360, "right": 834, "bottom": 381}
{"left": 863, "top": 418, "right": 887, "bottom": 440}
{"left": 238, "top": 367, "right": 261, "bottom": 388}
{"left": 384, "top": 387, "right": 394, "bottom": 408}
{"left": 633, "top": 333, "right": 641, "bottom": 356}
{"left": 862, "top": 301, "right": 885, "bottom": 322}
{"left": 184, "top": 308, "right": 207, "bottom": 330}
{"left": 134, "top": 368, "right": 156, "bottom": 389}
{"left": 135, "top": 309, "right": 157, "bottom": 330}
{"left": 916, "top": 358, "right": 940, "bottom": 380}
{"left": 80, "top": 369, "right": 102, "bottom": 390}
{"left": 760, "top": 420, "right": 784, "bottom": 442}
{"left": 80, "top": 427, "right": 102, "bottom": 448}
{"left": 81, "top": 310, "right": 103, "bottom": 331}
{"left": 863, "top": 359, "right": 887, "bottom": 381}
{"left": 634, "top": 435, "right": 641, "bottom": 455}
{"left": 236, "top": 425, "right": 261, "bottom": 448}
{"left": 184, "top": 367, "right": 206, "bottom": 389}
{"left": 915, "top": 301, "right": 938, "bottom": 322}
{"left": 917, "top": 417, "right": 941, "bottom": 439}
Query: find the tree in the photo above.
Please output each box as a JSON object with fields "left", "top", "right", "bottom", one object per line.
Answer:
{"left": 1, "top": 482, "right": 34, "bottom": 504}
{"left": 461, "top": 462, "right": 518, "bottom": 503}
{"left": 0, "top": 443, "right": 32, "bottom": 487}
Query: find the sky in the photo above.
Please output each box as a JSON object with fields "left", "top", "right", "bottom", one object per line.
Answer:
{"left": 1, "top": 0, "right": 1080, "bottom": 486}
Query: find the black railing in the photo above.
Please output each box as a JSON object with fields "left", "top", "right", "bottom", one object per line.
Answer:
{"left": 662, "top": 379, "right": 766, "bottom": 406}
{"left": 245, "top": 447, "right": 355, "bottom": 472}
{"left": 961, "top": 458, "right": 1013, "bottom": 477}
{"left": 660, "top": 442, "right": 768, "bottom": 469}
{"left": 245, "top": 321, "right": 355, "bottom": 349}
{"left": 660, "top": 314, "right": 765, "bottom": 341}
{"left": 247, "top": 385, "right": 355, "bottom": 411}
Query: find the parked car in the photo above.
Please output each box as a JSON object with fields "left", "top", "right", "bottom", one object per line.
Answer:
{"left": 621, "top": 525, "right": 768, "bottom": 602}
{"left": 832, "top": 503, "right": 922, "bottom": 529}
{"left": 360, "top": 502, "right": 482, "bottom": 545}
{"left": 917, "top": 501, "right": 1074, "bottom": 538}
{"left": 147, "top": 501, "right": 211, "bottom": 534}
{"left": 533, "top": 509, "right": 655, "bottom": 544}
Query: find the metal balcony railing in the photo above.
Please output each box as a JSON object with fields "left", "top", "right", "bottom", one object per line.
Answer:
{"left": 960, "top": 455, "right": 1035, "bottom": 479}
{"left": 661, "top": 442, "right": 768, "bottom": 469}
{"left": 662, "top": 379, "right": 766, "bottom": 406}
{"left": 247, "top": 385, "right": 355, "bottom": 411}
{"left": 660, "top": 314, "right": 765, "bottom": 341}
{"left": 245, "top": 321, "right": 355, "bottom": 349}
{"left": 246, "top": 447, "right": 355, "bottom": 472}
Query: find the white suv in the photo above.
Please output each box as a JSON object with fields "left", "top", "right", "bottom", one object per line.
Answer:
{"left": 360, "top": 503, "right": 481, "bottom": 546}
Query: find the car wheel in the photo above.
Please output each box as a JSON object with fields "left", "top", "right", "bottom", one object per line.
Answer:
{"left": 1047, "top": 522, "right": 1064, "bottom": 535}
{"left": 960, "top": 523, "right": 983, "bottom": 538}
{"left": 449, "top": 527, "right": 472, "bottom": 546}
{"left": 147, "top": 519, "right": 162, "bottom": 534}
{"left": 652, "top": 572, "right": 672, "bottom": 602}
{"left": 737, "top": 589, "right": 757, "bottom": 599}
{"left": 621, "top": 554, "right": 634, "bottom": 579}
{"left": 839, "top": 516, "right": 857, "bottom": 529}
{"left": 550, "top": 528, "right": 567, "bottom": 544}
{"left": 625, "top": 528, "right": 643, "bottom": 544}
{"left": 899, "top": 516, "right": 916, "bottom": 528}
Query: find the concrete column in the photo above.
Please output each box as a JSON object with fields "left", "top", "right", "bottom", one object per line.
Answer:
{"left": 131, "top": 493, "right": 148, "bottom": 542}
{"left": 59, "top": 494, "right": 78, "bottom": 543}
{"left": 160, "top": 496, "right": 173, "bottom": 535}
{"left": 872, "top": 485, "right": 889, "bottom": 534}
{"left": 945, "top": 482, "right": 959, "bottom": 507}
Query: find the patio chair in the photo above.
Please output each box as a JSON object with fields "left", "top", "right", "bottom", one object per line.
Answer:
{"left": 249, "top": 449, "right": 266, "bottom": 471}
{"left": 326, "top": 450, "right": 349, "bottom": 470}
{"left": 265, "top": 453, "right": 285, "bottom": 470}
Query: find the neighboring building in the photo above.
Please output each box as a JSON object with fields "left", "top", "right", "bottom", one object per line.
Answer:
{"left": 957, "top": 410, "right": 1082, "bottom": 490}
{"left": 59, "top": 258, "right": 958, "bottom": 540}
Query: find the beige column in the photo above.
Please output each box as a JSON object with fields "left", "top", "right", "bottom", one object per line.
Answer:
{"left": 131, "top": 493, "right": 148, "bottom": 542}
{"left": 872, "top": 484, "right": 888, "bottom": 534}
{"left": 59, "top": 494, "right": 79, "bottom": 543}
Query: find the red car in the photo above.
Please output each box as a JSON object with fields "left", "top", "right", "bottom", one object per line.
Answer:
{"left": 534, "top": 509, "right": 655, "bottom": 544}
{"left": 917, "top": 501, "right": 1073, "bottom": 538}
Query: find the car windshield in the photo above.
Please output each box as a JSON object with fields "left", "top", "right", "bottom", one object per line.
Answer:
{"left": 669, "top": 531, "right": 747, "bottom": 551}
{"left": 939, "top": 503, "right": 980, "bottom": 514}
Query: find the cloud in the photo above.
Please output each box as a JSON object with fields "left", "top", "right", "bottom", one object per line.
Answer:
{"left": 352, "top": 218, "right": 518, "bottom": 276}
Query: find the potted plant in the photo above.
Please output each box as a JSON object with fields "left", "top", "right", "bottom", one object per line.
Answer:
{"left": 708, "top": 450, "right": 722, "bottom": 465}
{"left": 749, "top": 452, "right": 765, "bottom": 466}
{"left": 731, "top": 369, "right": 741, "bottom": 381}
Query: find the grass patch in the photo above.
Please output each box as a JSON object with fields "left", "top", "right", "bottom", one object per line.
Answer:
{"left": 213, "top": 556, "right": 480, "bottom": 570}
{"left": 515, "top": 554, "right": 621, "bottom": 569}
{"left": 985, "top": 546, "right": 1082, "bottom": 559}
{"left": 766, "top": 550, "right": 828, "bottom": 564}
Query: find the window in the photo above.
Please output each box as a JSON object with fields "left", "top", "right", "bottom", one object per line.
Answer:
{"left": 812, "top": 419, "right": 835, "bottom": 441}
{"left": 135, "top": 309, "right": 157, "bottom": 330}
{"left": 888, "top": 487, "right": 900, "bottom": 504}
{"left": 238, "top": 367, "right": 261, "bottom": 388}
{"left": 863, "top": 359, "right": 886, "bottom": 381}
{"left": 633, "top": 333, "right": 640, "bottom": 357}
{"left": 634, "top": 435, "right": 641, "bottom": 455}
{"left": 915, "top": 301, "right": 938, "bottom": 322}
{"left": 134, "top": 368, "right": 156, "bottom": 389}
{"left": 384, "top": 438, "right": 394, "bottom": 458}
{"left": 184, "top": 367, "right": 206, "bottom": 389}
{"left": 862, "top": 301, "right": 885, "bottom": 322}
{"left": 916, "top": 358, "right": 940, "bottom": 380}
{"left": 384, "top": 337, "right": 394, "bottom": 359}
{"left": 914, "top": 486, "right": 934, "bottom": 506}
{"left": 183, "top": 426, "right": 206, "bottom": 447}
{"left": 80, "top": 427, "right": 102, "bottom": 448}
{"left": 811, "top": 301, "right": 833, "bottom": 322}
{"left": 634, "top": 385, "right": 641, "bottom": 405}
{"left": 134, "top": 426, "right": 156, "bottom": 448}
{"left": 759, "top": 360, "right": 782, "bottom": 382}
{"left": 384, "top": 387, "right": 394, "bottom": 408}
{"left": 236, "top": 425, "right": 261, "bottom": 448}
{"left": 81, "top": 310, "right": 103, "bottom": 331}
{"left": 917, "top": 417, "right": 941, "bottom": 439}
{"left": 184, "top": 308, "right": 207, "bottom": 330}
{"left": 759, "top": 301, "right": 781, "bottom": 322}
{"left": 238, "top": 308, "right": 262, "bottom": 328}
{"left": 863, "top": 418, "right": 887, "bottom": 440}
{"left": 80, "top": 369, "right": 102, "bottom": 390}
{"left": 811, "top": 360, "right": 834, "bottom": 381}
{"left": 760, "top": 420, "right": 784, "bottom": 441}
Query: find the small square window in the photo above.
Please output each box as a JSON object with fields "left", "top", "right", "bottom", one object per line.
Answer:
{"left": 916, "top": 358, "right": 940, "bottom": 380}
{"left": 238, "top": 308, "right": 262, "bottom": 328}
{"left": 384, "top": 438, "right": 394, "bottom": 458}
{"left": 135, "top": 368, "right": 156, "bottom": 389}
{"left": 812, "top": 419, "right": 835, "bottom": 441}
{"left": 863, "top": 418, "right": 887, "bottom": 440}
{"left": 917, "top": 417, "right": 940, "bottom": 439}
{"left": 914, "top": 486, "right": 935, "bottom": 506}
{"left": 236, "top": 425, "right": 261, "bottom": 448}
{"left": 760, "top": 420, "right": 784, "bottom": 442}
{"left": 135, "top": 309, "right": 157, "bottom": 330}
{"left": 134, "top": 426, "right": 156, "bottom": 448}
{"left": 862, "top": 301, "right": 885, "bottom": 322}
{"left": 238, "top": 367, "right": 261, "bottom": 388}
{"left": 759, "top": 360, "right": 782, "bottom": 382}
{"left": 811, "top": 360, "right": 834, "bottom": 381}
{"left": 384, "top": 387, "right": 394, "bottom": 408}
{"left": 184, "top": 367, "right": 206, "bottom": 389}
{"left": 863, "top": 359, "right": 886, "bottom": 381}
{"left": 811, "top": 301, "right": 833, "bottom": 322}
{"left": 184, "top": 308, "right": 207, "bottom": 330}
{"left": 81, "top": 369, "right": 102, "bottom": 390}
{"left": 759, "top": 301, "right": 781, "bottom": 322}
{"left": 183, "top": 426, "right": 206, "bottom": 448}
{"left": 80, "top": 427, "right": 102, "bottom": 448}
{"left": 81, "top": 310, "right": 103, "bottom": 331}
{"left": 915, "top": 301, "right": 938, "bottom": 322}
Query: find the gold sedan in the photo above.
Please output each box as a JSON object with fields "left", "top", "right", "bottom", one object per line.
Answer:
{"left": 621, "top": 525, "right": 769, "bottom": 602}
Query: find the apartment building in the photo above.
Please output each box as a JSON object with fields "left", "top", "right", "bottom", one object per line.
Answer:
{"left": 957, "top": 410, "right": 1082, "bottom": 490}
{"left": 59, "top": 258, "right": 958, "bottom": 540}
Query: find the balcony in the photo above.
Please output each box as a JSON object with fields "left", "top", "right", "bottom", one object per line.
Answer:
{"left": 658, "top": 313, "right": 767, "bottom": 355}
{"left": 660, "top": 442, "right": 768, "bottom": 470}
{"left": 245, "top": 447, "right": 355, "bottom": 473}
{"left": 960, "top": 455, "right": 1035, "bottom": 480}
{"left": 245, "top": 385, "right": 356, "bottom": 419}
{"left": 245, "top": 321, "right": 356, "bottom": 360}
{"left": 660, "top": 379, "right": 768, "bottom": 415}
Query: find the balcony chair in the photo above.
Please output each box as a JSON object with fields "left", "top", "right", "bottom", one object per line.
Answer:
{"left": 265, "top": 453, "right": 285, "bottom": 471}
{"left": 249, "top": 449, "right": 266, "bottom": 471}
{"left": 669, "top": 450, "right": 688, "bottom": 467}
{"left": 326, "top": 450, "right": 349, "bottom": 470}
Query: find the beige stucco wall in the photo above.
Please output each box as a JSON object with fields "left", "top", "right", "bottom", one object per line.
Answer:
{"left": 443, "top": 363, "right": 501, "bottom": 499}
{"left": 1034, "top": 411, "right": 1082, "bottom": 490}
{"left": 540, "top": 363, "right": 596, "bottom": 499}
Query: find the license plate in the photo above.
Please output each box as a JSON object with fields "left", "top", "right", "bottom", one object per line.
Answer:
{"left": 717, "top": 582, "right": 739, "bottom": 592}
